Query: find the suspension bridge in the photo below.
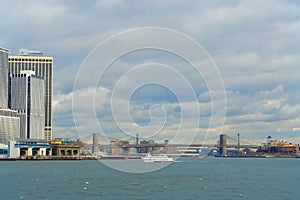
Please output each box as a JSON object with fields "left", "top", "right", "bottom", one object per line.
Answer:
{"left": 78, "top": 133, "right": 262, "bottom": 153}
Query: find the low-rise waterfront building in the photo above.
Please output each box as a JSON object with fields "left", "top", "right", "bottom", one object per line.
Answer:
{"left": 0, "top": 143, "right": 8, "bottom": 159}
{"left": 8, "top": 138, "right": 50, "bottom": 159}
{"left": 50, "top": 138, "right": 80, "bottom": 157}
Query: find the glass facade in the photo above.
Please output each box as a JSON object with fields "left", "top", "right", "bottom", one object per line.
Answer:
{"left": 10, "top": 72, "right": 45, "bottom": 139}
{"left": 8, "top": 55, "right": 53, "bottom": 141}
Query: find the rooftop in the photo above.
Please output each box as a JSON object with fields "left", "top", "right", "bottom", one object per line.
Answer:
{"left": 0, "top": 47, "right": 10, "bottom": 53}
{"left": 18, "top": 48, "right": 43, "bottom": 56}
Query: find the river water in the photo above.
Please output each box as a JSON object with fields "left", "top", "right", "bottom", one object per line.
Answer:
{"left": 1, "top": 157, "right": 299, "bottom": 199}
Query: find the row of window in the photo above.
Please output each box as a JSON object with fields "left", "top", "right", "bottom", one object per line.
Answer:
{"left": 9, "top": 58, "right": 53, "bottom": 62}
{"left": 9, "top": 64, "right": 53, "bottom": 77}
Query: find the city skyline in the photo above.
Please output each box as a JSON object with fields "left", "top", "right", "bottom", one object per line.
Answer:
{"left": 1, "top": 1, "right": 300, "bottom": 143}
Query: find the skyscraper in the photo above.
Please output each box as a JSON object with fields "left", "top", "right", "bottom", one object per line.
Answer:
{"left": 0, "top": 47, "right": 9, "bottom": 109}
{"left": 9, "top": 49, "right": 53, "bottom": 140}
{"left": 10, "top": 70, "right": 45, "bottom": 139}
{"left": 0, "top": 47, "right": 20, "bottom": 144}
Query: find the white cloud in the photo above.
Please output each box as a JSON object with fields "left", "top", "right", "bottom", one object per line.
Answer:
{"left": 2, "top": 1, "right": 300, "bottom": 143}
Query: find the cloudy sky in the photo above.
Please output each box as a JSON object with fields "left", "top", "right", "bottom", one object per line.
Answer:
{"left": 1, "top": 0, "right": 300, "bottom": 144}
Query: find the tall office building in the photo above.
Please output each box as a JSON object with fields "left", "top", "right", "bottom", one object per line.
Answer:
{"left": 0, "top": 47, "right": 9, "bottom": 109}
{"left": 0, "top": 47, "right": 20, "bottom": 144}
{"left": 9, "top": 49, "right": 53, "bottom": 140}
{"left": 10, "top": 70, "right": 45, "bottom": 139}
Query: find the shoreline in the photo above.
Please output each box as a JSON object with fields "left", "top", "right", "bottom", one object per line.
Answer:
{"left": 1, "top": 155, "right": 300, "bottom": 161}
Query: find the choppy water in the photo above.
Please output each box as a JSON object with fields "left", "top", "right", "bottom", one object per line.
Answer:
{"left": 1, "top": 157, "right": 300, "bottom": 199}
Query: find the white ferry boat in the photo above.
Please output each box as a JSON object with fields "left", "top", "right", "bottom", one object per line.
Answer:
{"left": 177, "top": 147, "right": 212, "bottom": 157}
{"left": 142, "top": 152, "right": 174, "bottom": 163}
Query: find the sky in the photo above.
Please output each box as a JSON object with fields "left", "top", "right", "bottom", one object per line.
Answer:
{"left": 1, "top": 0, "right": 300, "bottom": 144}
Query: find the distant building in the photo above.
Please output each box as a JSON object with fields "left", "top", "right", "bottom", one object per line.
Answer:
{"left": 9, "top": 49, "right": 53, "bottom": 140}
{"left": 140, "top": 140, "right": 150, "bottom": 144}
{"left": 10, "top": 70, "right": 45, "bottom": 139}
{"left": 0, "top": 47, "right": 20, "bottom": 144}
{"left": 92, "top": 133, "right": 99, "bottom": 153}
{"left": 50, "top": 138, "right": 80, "bottom": 157}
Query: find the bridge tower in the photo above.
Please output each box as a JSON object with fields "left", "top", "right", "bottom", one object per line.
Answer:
{"left": 237, "top": 133, "right": 240, "bottom": 153}
{"left": 220, "top": 134, "right": 227, "bottom": 156}
{"left": 135, "top": 133, "right": 139, "bottom": 154}
{"left": 92, "top": 133, "right": 99, "bottom": 154}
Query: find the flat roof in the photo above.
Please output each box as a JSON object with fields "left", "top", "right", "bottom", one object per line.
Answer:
{"left": 8, "top": 55, "right": 53, "bottom": 59}
{"left": 15, "top": 138, "right": 49, "bottom": 143}
{"left": 0, "top": 47, "right": 10, "bottom": 53}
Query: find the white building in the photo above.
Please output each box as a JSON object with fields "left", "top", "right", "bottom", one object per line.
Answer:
{"left": 8, "top": 139, "right": 50, "bottom": 158}
{"left": 0, "top": 109, "right": 20, "bottom": 144}
{"left": 0, "top": 47, "right": 20, "bottom": 144}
